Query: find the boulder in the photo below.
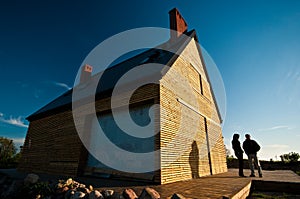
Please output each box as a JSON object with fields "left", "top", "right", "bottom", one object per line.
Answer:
{"left": 101, "top": 189, "right": 114, "bottom": 198}
{"left": 89, "top": 190, "right": 104, "bottom": 199}
{"left": 65, "top": 190, "right": 75, "bottom": 199}
{"left": 110, "top": 192, "right": 124, "bottom": 199}
{"left": 70, "top": 191, "right": 85, "bottom": 199}
{"left": 57, "top": 186, "right": 70, "bottom": 194}
{"left": 139, "top": 187, "right": 160, "bottom": 199}
{"left": 24, "top": 173, "right": 39, "bottom": 185}
{"left": 170, "top": 193, "right": 186, "bottom": 199}
{"left": 122, "top": 189, "right": 138, "bottom": 199}
{"left": 77, "top": 187, "right": 90, "bottom": 194}
{"left": 66, "top": 178, "right": 73, "bottom": 186}
{"left": 79, "top": 183, "right": 86, "bottom": 189}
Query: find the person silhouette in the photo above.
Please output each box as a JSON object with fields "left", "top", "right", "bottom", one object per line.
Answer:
{"left": 231, "top": 134, "right": 245, "bottom": 177}
{"left": 243, "top": 134, "right": 263, "bottom": 177}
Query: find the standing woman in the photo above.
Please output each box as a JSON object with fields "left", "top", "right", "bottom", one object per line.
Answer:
{"left": 232, "top": 134, "right": 245, "bottom": 177}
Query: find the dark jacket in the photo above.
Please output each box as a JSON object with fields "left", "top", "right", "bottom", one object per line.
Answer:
{"left": 243, "top": 139, "right": 260, "bottom": 155}
{"left": 232, "top": 139, "right": 243, "bottom": 157}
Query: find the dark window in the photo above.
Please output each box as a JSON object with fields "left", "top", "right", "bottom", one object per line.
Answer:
{"left": 199, "top": 74, "right": 203, "bottom": 95}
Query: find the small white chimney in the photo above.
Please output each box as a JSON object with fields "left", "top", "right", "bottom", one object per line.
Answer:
{"left": 80, "top": 64, "right": 93, "bottom": 84}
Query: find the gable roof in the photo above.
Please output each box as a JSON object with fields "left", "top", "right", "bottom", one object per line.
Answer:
{"left": 27, "top": 30, "right": 222, "bottom": 123}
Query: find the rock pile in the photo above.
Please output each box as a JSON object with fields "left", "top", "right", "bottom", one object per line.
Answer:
{"left": 53, "top": 178, "right": 162, "bottom": 199}
{"left": 0, "top": 173, "right": 186, "bottom": 199}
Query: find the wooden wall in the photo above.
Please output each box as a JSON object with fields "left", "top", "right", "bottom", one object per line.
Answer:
{"left": 18, "top": 110, "right": 83, "bottom": 176}
{"left": 19, "top": 84, "right": 161, "bottom": 181}
{"left": 159, "top": 38, "right": 227, "bottom": 184}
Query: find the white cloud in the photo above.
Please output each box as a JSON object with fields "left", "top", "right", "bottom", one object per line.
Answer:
{"left": 0, "top": 115, "right": 28, "bottom": 128}
{"left": 12, "top": 138, "right": 25, "bottom": 145}
{"left": 264, "top": 144, "right": 290, "bottom": 149}
{"left": 18, "top": 81, "right": 71, "bottom": 99}
{"left": 258, "top": 125, "right": 291, "bottom": 132}
{"left": 52, "top": 81, "right": 71, "bottom": 90}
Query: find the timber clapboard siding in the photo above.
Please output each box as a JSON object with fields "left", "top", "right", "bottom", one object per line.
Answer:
{"left": 159, "top": 38, "right": 226, "bottom": 184}
{"left": 19, "top": 29, "right": 227, "bottom": 184}
{"left": 20, "top": 110, "right": 82, "bottom": 176}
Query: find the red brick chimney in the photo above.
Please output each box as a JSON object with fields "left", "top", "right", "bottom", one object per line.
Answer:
{"left": 169, "top": 8, "right": 188, "bottom": 41}
{"left": 80, "top": 64, "right": 93, "bottom": 83}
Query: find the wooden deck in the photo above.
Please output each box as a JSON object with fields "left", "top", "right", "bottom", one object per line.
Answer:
{"left": 1, "top": 168, "right": 300, "bottom": 198}
{"left": 95, "top": 169, "right": 300, "bottom": 199}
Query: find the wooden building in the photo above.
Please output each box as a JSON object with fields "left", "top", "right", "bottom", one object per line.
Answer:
{"left": 19, "top": 8, "right": 227, "bottom": 184}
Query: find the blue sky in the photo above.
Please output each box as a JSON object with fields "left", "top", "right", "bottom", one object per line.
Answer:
{"left": 0, "top": 0, "right": 299, "bottom": 160}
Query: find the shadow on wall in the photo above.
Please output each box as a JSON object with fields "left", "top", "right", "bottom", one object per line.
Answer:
{"left": 189, "top": 141, "right": 200, "bottom": 179}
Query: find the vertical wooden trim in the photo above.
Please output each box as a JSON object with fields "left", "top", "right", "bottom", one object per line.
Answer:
{"left": 204, "top": 117, "right": 212, "bottom": 175}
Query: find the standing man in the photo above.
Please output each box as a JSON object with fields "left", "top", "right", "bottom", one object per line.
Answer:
{"left": 243, "top": 134, "right": 263, "bottom": 177}
{"left": 232, "top": 134, "right": 245, "bottom": 177}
